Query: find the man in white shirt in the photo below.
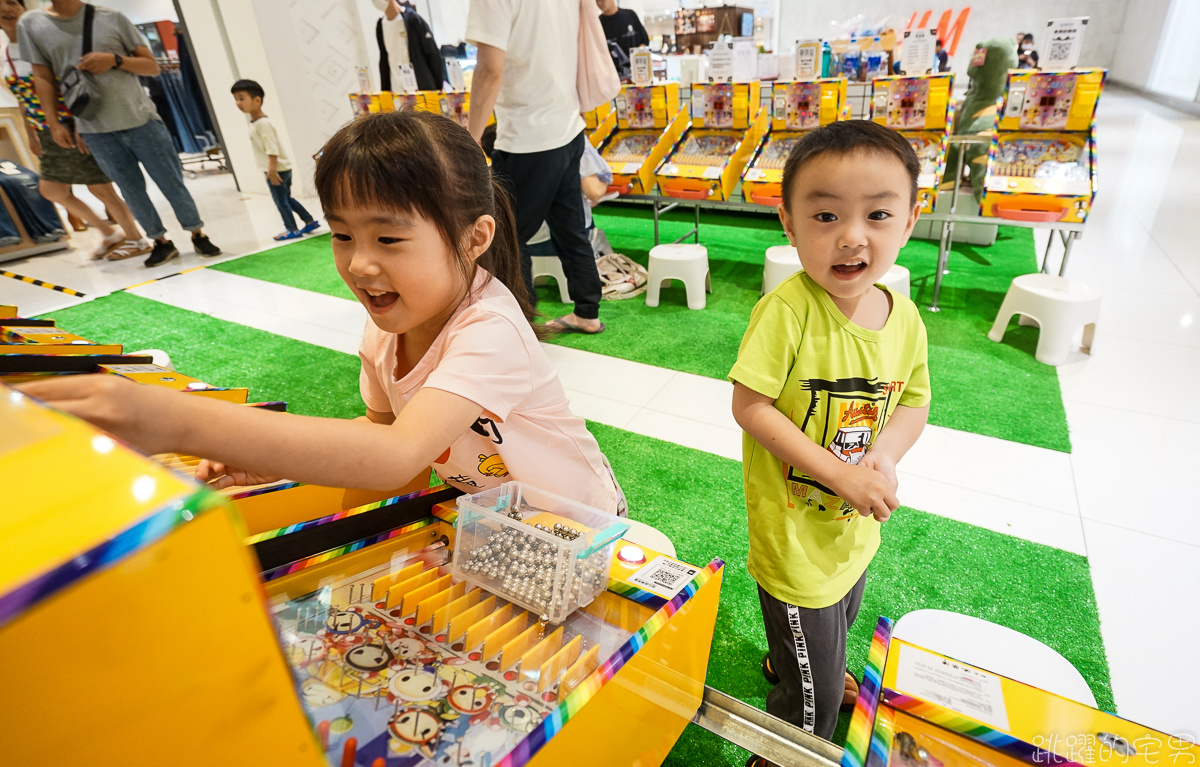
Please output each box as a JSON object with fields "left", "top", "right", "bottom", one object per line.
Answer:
{"left": 467, "top": 0, "right": 606, "bottom": 335}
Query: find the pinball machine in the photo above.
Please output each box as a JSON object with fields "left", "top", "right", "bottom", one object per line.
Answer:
{"left": 869, "top": 73, "right": 955, "bottom": 214}
{"left": 597, "top": 83, "right": 689, "bottom": 196}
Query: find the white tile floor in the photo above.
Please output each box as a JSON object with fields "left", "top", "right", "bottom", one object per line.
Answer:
{"left": 3, "top": 88, "right": 1198, "bottom": 735}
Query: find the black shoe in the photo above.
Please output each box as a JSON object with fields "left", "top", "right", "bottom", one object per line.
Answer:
{"left": 144, "top": 239, "right": 180, "bottom": 267}
{"left": 762, "top": 653, "right": 780, "bottom": 685}
{"left": 191, "top": 233, "right": 221, "bottom": 257}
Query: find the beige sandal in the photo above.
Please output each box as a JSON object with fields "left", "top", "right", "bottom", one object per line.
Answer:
{"left": 105, "top": 239, "right": 153, "bottom": 261}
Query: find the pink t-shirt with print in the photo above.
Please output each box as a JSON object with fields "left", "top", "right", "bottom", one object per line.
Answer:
{"left": 358, "top": 269, "right": 627, "bottom": 517}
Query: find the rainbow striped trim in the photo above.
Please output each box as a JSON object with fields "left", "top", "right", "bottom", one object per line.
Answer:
{"left": 243, "top": 484, "right": 448, "bottom": 545}
{"left": 607, "top": 577, "right": 676, "bottom": 608}
{"left": 842, "top": 616, "right": 893, "bottom": 767}
{"left": 0, "top": 489, "right": 218, "bottom": 629}
{"left": 259, "top": 517, "right": 440, "bottom": 582}
{"left": 880, "top": 691, "right": 1081, "bottom": 766}
{"left": 495, "top": 558, "right": 724, "bottom": 767}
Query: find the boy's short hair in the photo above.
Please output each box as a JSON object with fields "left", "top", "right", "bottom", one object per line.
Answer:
{"left": 781, "top": 120, "right": 920, "bottom": 208}
{"left": 231, "top": 79, "right": 265, "bottom": 100}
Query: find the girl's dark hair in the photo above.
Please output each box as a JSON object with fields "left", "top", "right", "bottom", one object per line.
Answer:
{"left": 314, "top": 111, "right": 538, "bottom": 332}
{"left": 781, "top": 119, "right": 920, "bottom": 208}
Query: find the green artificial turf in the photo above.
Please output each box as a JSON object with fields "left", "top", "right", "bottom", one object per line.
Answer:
{"left": 39, "top": 293, "right": 1109, "bottom": 765}
{"left": 39, "top": 291, "right": 364, "bottom": 419}
{"left": 212, "top": 233, "right": 355, "bottom": 301}
{"left": 206, "top": 209, "right": 1070, "bottom": 452}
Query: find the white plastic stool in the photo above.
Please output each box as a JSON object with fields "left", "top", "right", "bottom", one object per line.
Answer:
{"left": 762, "top": 245, "right": 801, "bottom": 294}
{"left": 530, "top": 255, "right": 570, "bottom": 303}
{"left": 621, "top": 518, "right": 677, "bottom": 558}
{"left": 988, "top": 273, "right": 1100, "bottom": 366}
{"left": 892, "top": 609, "right": 1097, "bottom": 707}
{"left": 646, "top": 243, "right": 710, "bottom": 310}
{"left": 879, "top": 264, "right": 910, "bottom": 299}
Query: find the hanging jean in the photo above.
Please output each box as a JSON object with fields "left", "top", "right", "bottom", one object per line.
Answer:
{"left": 83, "top": 119, "right": 204, "bottom": 240}
{"left": 268, "top": 170, "right": 313, "bottom": 233}
{"left": 0, "top": 200, "right": 22, "bottom": 247}
{"left": 0, "top": 165, "right": 66, "bottom": 242}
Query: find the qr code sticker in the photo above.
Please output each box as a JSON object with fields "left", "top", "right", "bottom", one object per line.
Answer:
{"left": 1048, "top": 41, "right": 1072, "bottom": 63}
{"left": 628, "top": 556, "right": 700, "bottom": 599}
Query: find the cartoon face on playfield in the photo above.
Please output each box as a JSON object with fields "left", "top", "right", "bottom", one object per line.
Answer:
{"left": 388, "top": 710, "right": 441, "bottom": 748}
{"left": 299, "top": 676, "right": 346, "bottom": 707}
{"left": 390, "top": 664, "right": 446, "bottom": 701}
{"left": 496, "top": 699, "right": 542, "bottom": 734}
{"left": 326, "top": 610, "right": 365, "bottom": 634}
{"left": 449, "top": 682, "right": 497, "bottom": 716}
{"left": 345, "top": 642, "right": 394, "bottom": 672}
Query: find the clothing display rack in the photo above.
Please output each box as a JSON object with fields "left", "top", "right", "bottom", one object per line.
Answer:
{"left": 0, "top": 111, "right": 69, "bottom": 265}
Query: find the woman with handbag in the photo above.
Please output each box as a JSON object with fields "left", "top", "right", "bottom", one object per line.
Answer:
{"left": 0, "top": 0, "right": 147, "bottom": 259}
{"left": 465, "top": 0, "right": 619, "bottom": 335}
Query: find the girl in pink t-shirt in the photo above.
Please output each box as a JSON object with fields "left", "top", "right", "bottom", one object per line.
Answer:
{"left": 21, "top": 111, "right": 626, "bottom": 516}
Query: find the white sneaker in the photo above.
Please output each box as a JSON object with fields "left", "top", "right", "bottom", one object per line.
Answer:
{"left": 90, "top": 230, "right": 126, "bottom": 259}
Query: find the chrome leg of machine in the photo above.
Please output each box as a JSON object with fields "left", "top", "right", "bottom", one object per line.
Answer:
{"left": 692, "top": 685, "right": 843, "bottom": 767}
{"left": 1041, "top": 229, "right": 1057, "bottom": 274}
{"left": 930, "top": 219, "right": 954, "bottom": 312}
{"left": 1058, "top": 230, "right": 1079, "bottom": 277}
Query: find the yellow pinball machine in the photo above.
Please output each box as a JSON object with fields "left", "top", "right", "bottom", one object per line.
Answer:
{"left": 598, "top": 82, "right": 688, "bottom": 196}
{"left": 869, "top": 73, "right": 955, "bottom": 214}
{"left": 655, "top": 81, "right": 765, "bottom": 202}
{"left": 348, "top": 90, "right": 478, "bottom": 131}
{"left": 1, "top": 309, "right": 725, "bottom": 767}
{"left": 981, "top": 68, "right": 1105, "bottom": 224}
{"left": 584, "top": 102, "right": 616, "bottom": 148}
{"left": 842, "top": 618, "right": 1198, "bottom": 767}
{"left": 741, "top": 78, "right": 849, "bottom": 207}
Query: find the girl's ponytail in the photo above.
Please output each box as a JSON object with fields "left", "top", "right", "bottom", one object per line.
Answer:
{"left": 482, "top": 178, "right": 547, "bottom": 338}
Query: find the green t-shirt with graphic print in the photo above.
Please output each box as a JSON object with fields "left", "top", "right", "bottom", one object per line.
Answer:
{"left": 729, "top": 271, "right": 931, "bottom": 609}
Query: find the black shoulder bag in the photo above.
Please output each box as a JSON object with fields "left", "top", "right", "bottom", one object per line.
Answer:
{"left": 59, "top": 4, "right": 101, "bottom": 120}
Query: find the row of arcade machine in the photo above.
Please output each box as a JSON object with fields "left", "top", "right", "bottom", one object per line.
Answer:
{"left": 585, "top": 75, "right": 954, "bottom": 212}
{"left": 585, "top": 69, "right": 1102, "bottom": 224}
{"left": 350, "top": 89, "right": 475, "bottom": 130}
{"left": 0, "top": 304, "right": 725, "bottom": 767}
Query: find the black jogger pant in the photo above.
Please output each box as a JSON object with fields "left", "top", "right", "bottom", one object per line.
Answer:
{"left": 490, "top": 131, "right": 602, "bottom": 320}
{"left": 757, "top": 570, "right": 867, "bottom": 740}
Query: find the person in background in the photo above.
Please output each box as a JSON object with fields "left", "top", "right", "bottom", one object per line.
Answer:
{"left": 1017, "top": 33, "right": 1038, "bottom": 69}
{"left": 19, "top": 0, "right": 222, "bottom": 268}
{"left": 597, "top": 0, "right": 648, "bottom": 72}
{"left": 467, "top": 0, "right": 607, "bottom": 335}
{"left": 370, "top": 0, "right": 443, "bottom": 92}
{"left": 230, "top": 79, "right": 319, "bottom": 242}
{"left": 936, "top": 38, "right": 950, "bottom": 72}
{"left": 0, "top": 0, "right": 147, "bottom": 260}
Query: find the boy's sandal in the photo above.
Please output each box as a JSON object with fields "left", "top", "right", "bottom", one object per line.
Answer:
{"left": 273, "top": 230, "right": 303, "bottom": 241}
{"left": 762, "top": 653, "right": 780, "bottom": 685}
{"left": 842, "top": 671, "right": 860, "bottom": 711}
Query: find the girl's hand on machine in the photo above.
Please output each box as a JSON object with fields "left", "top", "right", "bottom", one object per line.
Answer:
{"left": 16, "top": 374, "right": 173, "bottom": 454}
{"left": 195, "top": 459, "right": 282, "bottom": 490}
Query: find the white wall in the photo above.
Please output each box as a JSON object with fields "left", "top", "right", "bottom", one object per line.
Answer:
{"left": 1109, "top": 0, "right": 1171, "bottom": 90}
{"left": 94, "top": 0, "right": 178, "bottom": 24}
{"left": 777, "top": 0, "right": 1130, "bottom": 77}
{"left": 1145, "top": 0, "right": 1200, "bottom": 102}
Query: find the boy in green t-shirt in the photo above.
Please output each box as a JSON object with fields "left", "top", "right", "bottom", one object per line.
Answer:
{"left": 730, "top": 120, "right": 931, "bottom": 748}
